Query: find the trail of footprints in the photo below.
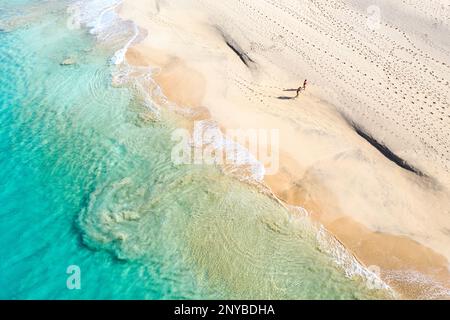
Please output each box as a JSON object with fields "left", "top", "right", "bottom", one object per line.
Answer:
{"left": 193, "top": 0, "right": 450, "bottom": 175}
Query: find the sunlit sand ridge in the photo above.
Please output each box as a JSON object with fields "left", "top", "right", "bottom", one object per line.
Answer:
{"left": 117, "top": 0, "right": 450, "bottom": 298}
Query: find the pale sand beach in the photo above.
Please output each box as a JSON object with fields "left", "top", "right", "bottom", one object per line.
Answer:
{"left": 118, "top": 0, "right": 450, "bottom": 298}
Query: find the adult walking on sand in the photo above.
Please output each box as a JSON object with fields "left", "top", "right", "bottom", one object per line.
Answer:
{"left": 295, "top": 79, "right": 308, "bottom": 98}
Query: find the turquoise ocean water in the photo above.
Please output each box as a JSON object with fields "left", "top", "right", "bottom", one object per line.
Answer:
{"left": 0, "top": 0, "right": 389, "bottom": 299}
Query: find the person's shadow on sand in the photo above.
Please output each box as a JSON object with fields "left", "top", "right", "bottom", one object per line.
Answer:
{"left": 277, "top": 96, "right": 296, "bottom": 100}
{"left": 277, "top": 88, "right": 300, "bottom": 100}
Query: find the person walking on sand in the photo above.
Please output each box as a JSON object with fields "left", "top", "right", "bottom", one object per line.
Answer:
{"left": 295, "top": 79, "right": 308, "bottom": 98}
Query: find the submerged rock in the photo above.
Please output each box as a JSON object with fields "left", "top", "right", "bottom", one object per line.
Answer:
{"left": 60, "top": 57, "right": 76, "bottom": 66}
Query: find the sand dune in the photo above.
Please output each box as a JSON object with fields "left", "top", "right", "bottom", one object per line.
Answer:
{"left": 119, "top": 0, "right": 450, "bottom": 298}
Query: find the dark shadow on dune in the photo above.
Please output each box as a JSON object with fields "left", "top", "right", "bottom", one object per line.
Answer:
{"left": 351, "top": 123, "right": 426, "bottom": 177}
{"left": 215, "top": 26, "right": 255, "bottom": 69}
{"left": 154, "top": 0, "right": 161, "bottom": 12}
{"left": 225, "top": 41, "right": 254, "bottom": 67}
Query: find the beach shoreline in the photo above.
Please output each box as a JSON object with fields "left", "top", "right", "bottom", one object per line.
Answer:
{"left": 118, "top": 0, "right": 450, "bottom": 299}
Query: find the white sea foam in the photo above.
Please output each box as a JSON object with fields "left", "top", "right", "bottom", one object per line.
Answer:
{"left": 68, "top": 0, "right": 162, "bottom": 118}
{"left": 68, "top": 0, "right": 140, "bottom": 64}
{"left": 68, "top": 0, "right": 122, "bottom": 32}
{"left": 315, "top": 224, "right": 391, "bottom": 291}
{"left": 286, "top": 204, "right": 394, "bottom": 296}
{"left": 112, "top": 64, "right": 161, "bottom": 119}
{"left": 192, "top": 120, "right": 266, "bottom": 182}
{"left": 110, "top": 20, "right": 139, "bottom": 65}
{"left": 384, "top": 269, "right": 450, "bottom": 300}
